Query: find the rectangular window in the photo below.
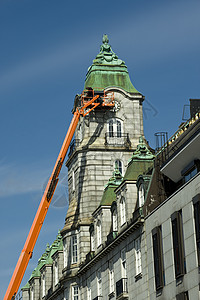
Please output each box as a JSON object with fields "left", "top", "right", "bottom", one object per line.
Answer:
{"left": 97, "top": 269, "right": 102, "bottom": 296}
{"left": 121, "top": 248, "right": 127, "bottom": 278}
{"left": 91, "top": 231, "right": 95, "bottom": 252}
{"left": 135, "top": 237, "right": 142, "bottom": 275}
{"left": 109, "top": 260, "right": 114, "bottom": 293}
{"left": 171, "top": 211, "right": 186, "bottom": 278}
{"left": 63, "top": 238, "right": 67, "bottom": 268}
{"left": 120, "top": 197, "right": 126, "bottom": 226}
{"left": 72, "top": 170, "right": 75, "bottom": 192}
{"left": 72, "top": 285, "right": 79, "bottom": 300}
{"left": 193, "top": 194, "right": 200, "bottom": 268}
{"left": 71, "top": 235, "right": 78, "bottom": 264}
{"left": 152, "top": 226, "right": 165, "bottom": 290}
{"left": 176, "top": 291, "right": 189, "bottom": 300}
{"left": 97, "top": 220, "right": 102, "bottom": 247}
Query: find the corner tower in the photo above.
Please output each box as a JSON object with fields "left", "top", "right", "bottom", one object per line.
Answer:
{"left": 61, "top": 35, "right": 145, "bottom": 280}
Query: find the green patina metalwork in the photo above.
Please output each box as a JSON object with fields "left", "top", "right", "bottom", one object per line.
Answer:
{"left": 100, "top": 163, "right": 123, "bottom": 206}
{"left": 84, "top": 34, "right": 140, "bottom": 93}
{"left": 24, "top": 231, "right": 63, "bottom": 286}
{"left": 21, "top": 282, "right": 30, "bottom": 290}
{"left": 123, "top": 136, "right": 155, "bottom": 181}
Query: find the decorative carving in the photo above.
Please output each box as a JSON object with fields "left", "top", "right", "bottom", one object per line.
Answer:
{"left": 132, "top": 136, "right": 155, "bottom": 160}
{"left": 94, "top": 34, "right": 125, "bottom": 65}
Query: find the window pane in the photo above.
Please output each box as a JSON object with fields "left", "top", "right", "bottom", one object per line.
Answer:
{"left": 117, "top": 120, "right": 122, "bottom": 137}
{"left": 135, "top": 238, "right": 142, "bottom": 275}
{"left": 171, "top": 211, "right": 185, "bottom": 278}
{"left": 109, "top": 120, "right": 114, "bottom": 137}
{"left": 194, "top": 201, "right": 200, "bottom": 266}
{"left": 152, "top": 226, "right": 164, "bottom": 290}
{"left": 71, "top": 235, "right": 78, "bottom": 263}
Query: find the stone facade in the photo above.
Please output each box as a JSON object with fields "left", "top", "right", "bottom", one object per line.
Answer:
{"left": 21, "top": 36, "right": 200, "bottom": 300}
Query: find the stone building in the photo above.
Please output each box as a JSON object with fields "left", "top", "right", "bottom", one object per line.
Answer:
{"left": 21, "top": 35, "right": 151, "bottom": 300}
{"left": 143, "top": 101, "right": 200, "bottom": 300}
{"left": 21, "top": 35, "right": 200, "bottom": 300}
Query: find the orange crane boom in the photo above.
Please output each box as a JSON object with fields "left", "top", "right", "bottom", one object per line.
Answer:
{"left": 4, "top": 94, "right": 105, "bottom": 300}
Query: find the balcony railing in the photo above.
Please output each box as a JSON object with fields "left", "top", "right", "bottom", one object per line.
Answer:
{"left": 116, "top": 278, "right": 128, "bottom": 298}
{"left": 68, "top": 139, "right": 80, "bottom": 157}
{"left": 106, "top": 231, "right": 118, "bottom": 245}
{"left": 105, "top": 133, "right": 131, "bottom": 148}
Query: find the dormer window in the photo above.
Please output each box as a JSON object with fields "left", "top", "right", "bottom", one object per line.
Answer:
{"left": 113, "top": 208, "right": 118, "bottom": 232}
{"left": 97, "top": 220, "right": 102, "bottom": 247}
{"left": 120, "top": 197, "right": 126, "bottom": 226}
{"left": 89, "top": 224, "right": 95, "bottom": 252}
{"left": 91, "top": 230, "right": 95, "bottom": 251}
{"left": 138, "top": 184, "right": 145, "bottom": 207}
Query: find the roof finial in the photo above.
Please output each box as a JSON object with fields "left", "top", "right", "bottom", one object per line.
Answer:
{"left": 102, "top": 34, "right": 109, "bottom": 44}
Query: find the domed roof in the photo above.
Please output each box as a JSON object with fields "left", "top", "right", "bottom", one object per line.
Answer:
{"left": 84, "top": 34, "right": 140, "bottom": 94}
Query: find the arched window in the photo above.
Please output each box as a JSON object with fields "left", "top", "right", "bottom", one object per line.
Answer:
{"left": 115, "top": 159, "right": 123, "bottom": 175}
{"left": 139, "top": 184, "right": 145, "bottom": 207}
{"left": 120, "top": 197, "right": 126, "bottom": 226}
{"left": 97, "top": 220, "right": 102, "bottom": 247}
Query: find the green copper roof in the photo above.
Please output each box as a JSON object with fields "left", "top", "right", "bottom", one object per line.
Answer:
{"left": 21, "top": 282, "right": 30, "bottom": 290}
{"left": 28, "top": 231, "right": 63, "bottom": 282}
{"left": 100, "top": 164, "right": 123, "bottom": 206}
{"left": 123, "top": 136, "right": 155, "bottom": 181}
{"left": 84, "top": 34, "right": 140, "bottom": 94}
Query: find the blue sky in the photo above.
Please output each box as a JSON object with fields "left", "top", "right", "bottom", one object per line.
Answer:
{"left": 1, "top": 0, "right": 200, "bottom": 298}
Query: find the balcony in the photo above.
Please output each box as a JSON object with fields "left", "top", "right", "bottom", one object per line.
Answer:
{"left": 106, "top": 231, "right": 118, "bottom": 245}
{"left": 105, "top": 133, "right": 131, "bottom": 148}
{"left": 116, "top": 278, "right": 128, "bottom": 299}
{"left": 68, "top": 139, "right": 80, "bottom": 157}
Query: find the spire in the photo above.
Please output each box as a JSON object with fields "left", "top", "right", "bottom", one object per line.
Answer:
{"left": 84, "top": 34, "right": 140, "bottom": 93}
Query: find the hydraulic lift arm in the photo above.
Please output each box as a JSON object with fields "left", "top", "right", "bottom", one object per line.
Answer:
{"left": 4, "top": 95, "right": 101, "bottom": 300}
